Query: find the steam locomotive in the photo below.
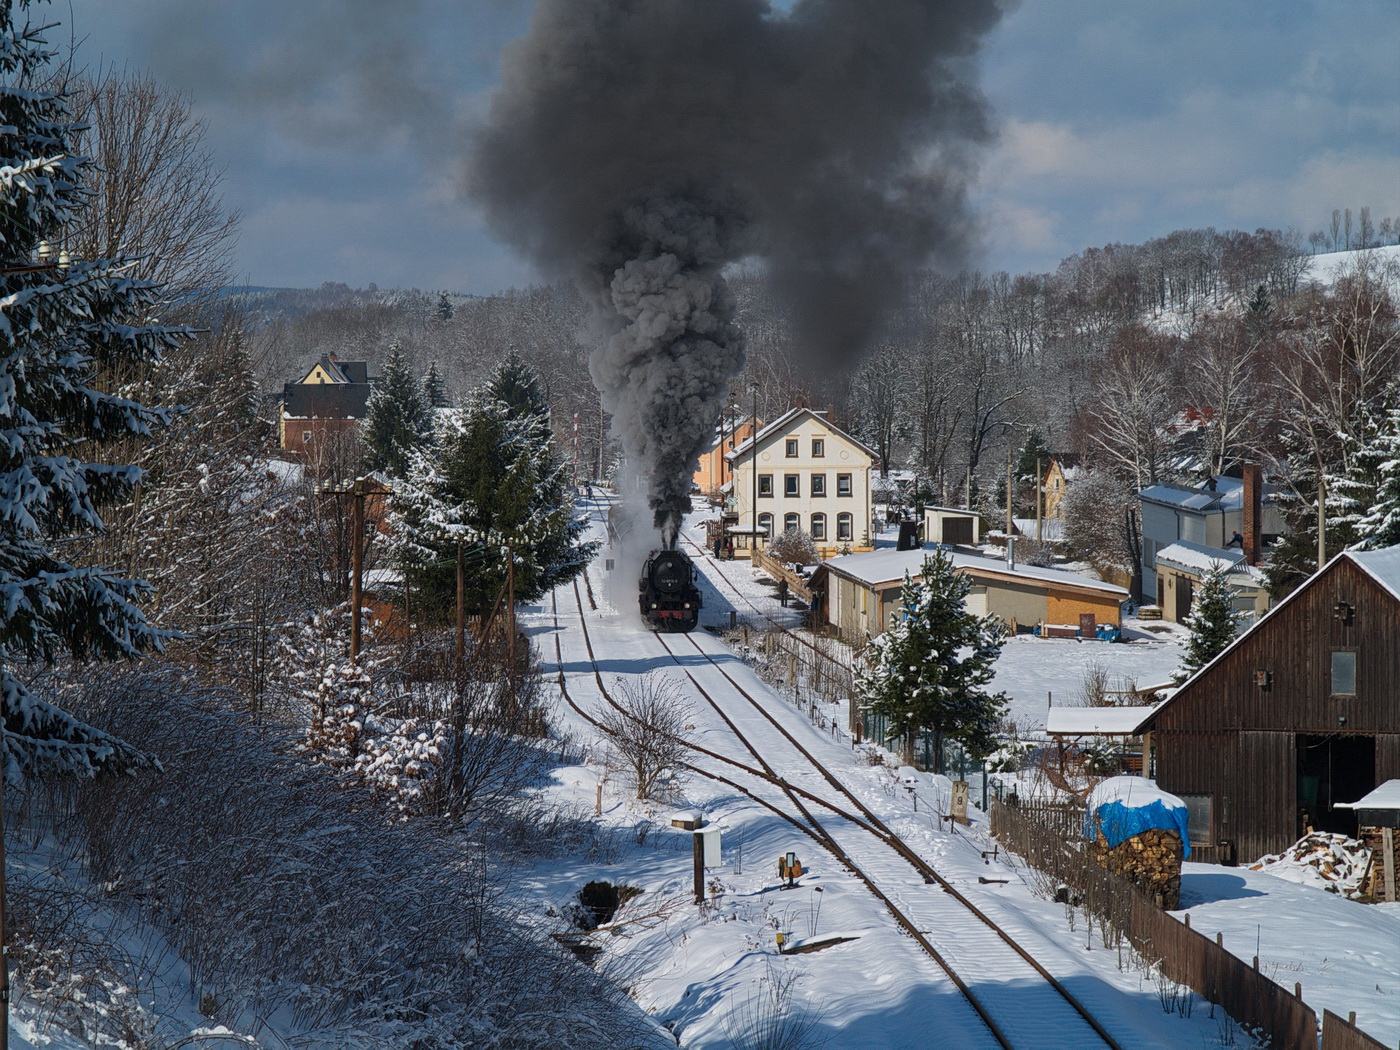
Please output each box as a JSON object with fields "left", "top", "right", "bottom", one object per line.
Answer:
{"left": 639, "top": 548, "right": 702, "bottom": 632}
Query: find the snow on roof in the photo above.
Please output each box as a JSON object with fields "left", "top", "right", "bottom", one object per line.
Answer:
{"left": 820, "top": 545, "right": 1129, "bottom": 597}
{"left": 1139, "top": 477, "right": 1275, "bottom": 514}
{"left": 1087, "top": 776, "right": 1185, "bottom": 812}
{"left": 1047, "top": 706, "right": 1160, "bottom": 736}
{"left": 1155, "top": 540, "right": 1243, "bottom": 574}
{"left": 1336, "top": 779, "right": 1400, "bottom": 811}
{"left": 1347, "top": 545, "right": 1400, "bottom": 602}
{"left": 924, "top": 504, "right": 978, "bottom": 517}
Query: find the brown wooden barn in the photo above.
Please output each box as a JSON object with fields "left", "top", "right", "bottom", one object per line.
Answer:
{"left": 1134, "top": 546, "right": 1400, "bottom": 866}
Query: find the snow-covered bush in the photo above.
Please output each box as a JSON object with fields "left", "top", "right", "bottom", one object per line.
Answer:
{"left": 767, "top": 527, "right": 819, "bottom": 565}
{"left": 31, "top": 665, "right": 658, "bottom": 1049}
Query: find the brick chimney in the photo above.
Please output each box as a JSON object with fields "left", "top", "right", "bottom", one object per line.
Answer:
{"left": 1242, "top": 463, "right": 1262, "bottom": 566}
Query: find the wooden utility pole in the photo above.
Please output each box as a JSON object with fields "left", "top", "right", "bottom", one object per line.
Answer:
{"left": 506, "top": 544, "right": 516, "bottom": 673}
{"left": 350, "top": 478, "right": 365, "bottom": 665}
{"left": 1004, "top": 450, "right": 1012, "bottom": 537}
{"left": 1035, "top": 457, "right": 1043, "bottom": 543}
{"left": 455, "top": 540, "right": 466, "bottom": 664}
{"left": 1317, "top": 476, "right": 1327, "bottom": 569}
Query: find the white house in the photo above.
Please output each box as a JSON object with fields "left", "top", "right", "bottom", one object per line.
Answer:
{"left": 727, "top": 407, "right": 878, "bottom": 558}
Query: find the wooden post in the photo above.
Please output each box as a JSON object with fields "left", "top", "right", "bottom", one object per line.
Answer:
{"left": 1035, "top": 457, "right": 1043, "bottom": 543}
{"left": 455, "top": 540, "right": 465, "bottom": 663}
{"left": 693, "top": 831, "right": 705, "bottom": 905}
{"left": 1004, "top": 450, "right": 1012, "bottom": 538}
{"left": 1317, "top": 475, "right": 1326, "bottom": 569}
{"left": 507, "top": 544, "right": 516, "bottom": 674}
{"left": 350, "top": 479, "right": 365, "bottom": 665}
{"left": 1383, "top": 826, "right": 1396, "bottom": 902}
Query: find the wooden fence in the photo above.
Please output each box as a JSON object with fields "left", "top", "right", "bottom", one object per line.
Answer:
{"left": 992, "top": 800, "right": 1321, "bottom": 1050}
{"left": 1320, "top": 1010, "right": 1391, "bottom": 1050}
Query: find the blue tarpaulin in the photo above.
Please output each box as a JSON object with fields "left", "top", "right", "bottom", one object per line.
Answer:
{"left": 1085, "top": 777, "right": 1191, "bottom": 858}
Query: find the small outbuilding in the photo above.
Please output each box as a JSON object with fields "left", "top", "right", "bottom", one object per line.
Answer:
{"left": 810, "top": 546, "right": 1127, "bottom": 645}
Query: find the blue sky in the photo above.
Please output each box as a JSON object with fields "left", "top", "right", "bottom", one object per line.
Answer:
{"left": 65, "top": 0, "right": 1399, "bottom": 293}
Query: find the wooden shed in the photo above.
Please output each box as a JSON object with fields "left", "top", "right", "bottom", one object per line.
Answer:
{"left": 1133, "top": 546, "right": 1400, "bottom": 866}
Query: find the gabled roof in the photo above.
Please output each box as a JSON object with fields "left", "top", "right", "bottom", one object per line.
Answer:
{"left": 1133, "top": 545, "right": 1400, "bottom": 733}
{"left": 1348, "top": 546, "right": 1400, "bottom": 601}
{"left": 815, "top": 545, "right": 1129, "bottom": 598}
{"left": 282, "top": 382, "right": 372, "bottom": 419}
{"left": 726, "top": 406, "right": 878, "bottom": 464}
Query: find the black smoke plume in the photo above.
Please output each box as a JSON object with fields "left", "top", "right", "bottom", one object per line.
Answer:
{"left": 471, "top": 0, "right": 1003, "bottom": 547}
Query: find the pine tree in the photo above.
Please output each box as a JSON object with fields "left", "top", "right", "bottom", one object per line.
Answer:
{"left": 854, "top": 551, "right": 1008, "bottom": 764}
{"left": 0, "top": 3, "right": 180, "bottom": 778}
{"left": 389, "top": 388, "right": 596, "bottom": 620}
{"left": 424, "top": 360, "right": 451, "bottom": 409}
{"left": 435, "top": 290, "right": 454, "bottom": 324}
{"left": 1351, "top": 403, "right": 1400, "bottom": 551}
{"left": 362, "top": 342, "right": 431, "bottom": 478}
{"left": 1176, "top": 561, "right": 1240, "bottom": 682}
{"left": 488, "top": 349, "right": 550, "bottom": 423}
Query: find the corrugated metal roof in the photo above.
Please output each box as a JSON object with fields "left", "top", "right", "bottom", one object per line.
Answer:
{"left": 1348, "top": 545, "right": 1400, "bottom": 601}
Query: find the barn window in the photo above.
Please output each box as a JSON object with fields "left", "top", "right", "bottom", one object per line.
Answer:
{"left": 1179, "top": 794, "right": 1213, "bottom": 844}
{"left": 1331, "top": 650, "right": 1357, "bottom": 695}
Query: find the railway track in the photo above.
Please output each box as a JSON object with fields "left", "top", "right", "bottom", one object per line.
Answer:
{"left": 549, "top": 576, "right": 1128, "bottom": 1050}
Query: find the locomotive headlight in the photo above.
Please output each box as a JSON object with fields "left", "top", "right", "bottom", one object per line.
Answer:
{"left": 684, "top": 602, "right": 691, "bottom": 609}
{"left": 651, "top": 603, "right": 658, "bottom": 609}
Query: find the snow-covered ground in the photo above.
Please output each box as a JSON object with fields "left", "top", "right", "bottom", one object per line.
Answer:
{"left": 12, "top": 494, "right": 1396, "bottom": 1049}
{"left": 521, "top": 497, "right": 1400, "bottom": 1048}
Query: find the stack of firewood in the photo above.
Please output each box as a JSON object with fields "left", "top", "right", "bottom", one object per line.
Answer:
{"left": 1089, "top": 828, "right": 1183, "bottom": 909}
{"left": 1359, "top": 827, "right": 1398, "bottom": 903}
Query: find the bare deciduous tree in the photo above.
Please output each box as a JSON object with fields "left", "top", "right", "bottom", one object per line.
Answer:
{"left": 594, "top": 675, "right": 693, "bottom": 800}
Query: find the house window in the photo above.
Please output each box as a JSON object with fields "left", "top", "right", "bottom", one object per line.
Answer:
{"left": 759, "top": 474, "right": 773, "bottom": 497}
{"left": 837, "top": 473, "right": 853, "bottom": 497}
{"left": 811, "top": 473, "right": 827, "bottom": 497}
{"left": 785, "top": 474, "right": 800, "bottom": 498}
{"left": 785, "top": 438, "right": 799, "bottom": 457}
{"left": 1331, "top": 650, "right": 1357, "bottom": 695}
{"left": 1179, "top": 794, "right": 1213, "bottom": 845}
{"left": 837, "top": 512, "right": 854, "bottom": 541}
{"left": 812, "top": 438, "right": 825, "bottom": 457}
{"left": 784, "top": 512, "right": 800, "bottom": 533}
{"left": 302, "top": 430, "right": 312, "bottom": 444}
{"left": 758, "top": 513, "right": 773, "bottom": 538}
{"left": 811, "top": 513, "right": 827, "bottom": 540}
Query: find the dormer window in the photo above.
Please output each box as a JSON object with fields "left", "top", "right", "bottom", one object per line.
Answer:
{"left": 812, "top": 438, "right": 825, "bottom": 457}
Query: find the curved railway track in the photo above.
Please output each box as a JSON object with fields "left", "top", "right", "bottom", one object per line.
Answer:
{"left": 549, "top": 576, "right": 1127, "bottom": 1050}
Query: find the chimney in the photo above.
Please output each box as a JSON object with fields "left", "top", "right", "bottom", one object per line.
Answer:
{"left": 1242, "top": 463, "right": 1262, "bottom": 566}
{"left": 1006, "top": 535, "right": 1016, "bottom": 570}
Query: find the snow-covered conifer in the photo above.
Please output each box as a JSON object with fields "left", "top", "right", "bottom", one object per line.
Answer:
{"left": 0, "top": 2, "right": 182, "bottom": 779}
{"left": 424, "top": 359, "right": 451, "bottom": 409}
{"left": 362, "top": 341, "right": 431, "bottom": 477}
{"left": 1175, "top": 561, "right": 1240, "bottom": 682}
{"left": 853, "top": 551, "right": 1008, "bottom": 765}
{"left": 389, "top": 367, "right": 596, "bottom": 619}
{"left": 1351, "top": 402, "right": 1400, "bottom": 551}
